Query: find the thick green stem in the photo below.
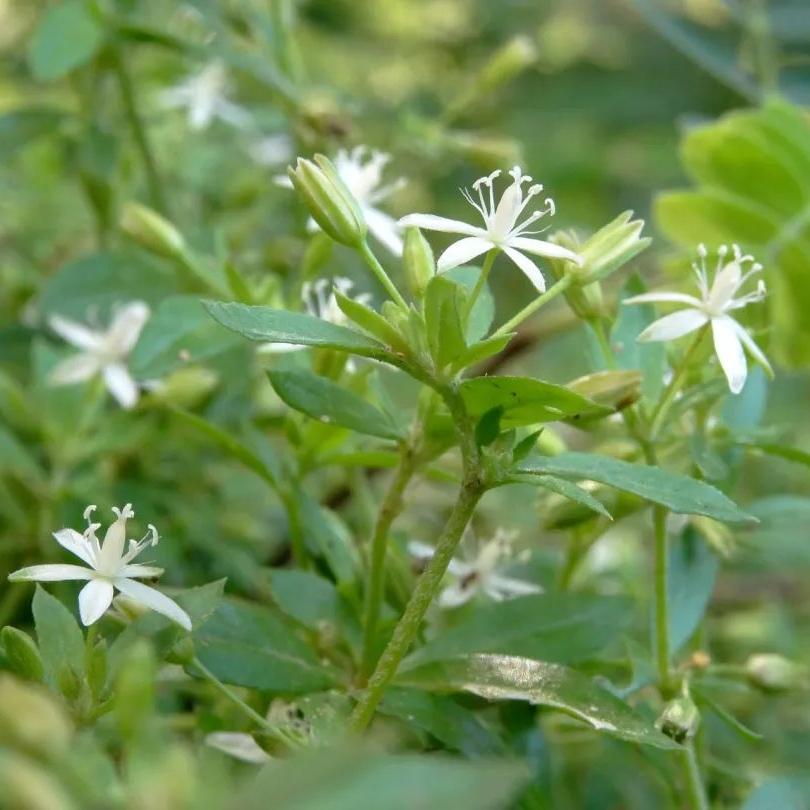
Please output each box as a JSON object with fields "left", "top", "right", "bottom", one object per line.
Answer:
{"left": 359, "top": 241, "right": 408, "bottom": 310}
{"left": 679, "top": 744, "right": 710, "bottom": 810}
{"left": 110, "top": 47, "right": 168, "bottom": 215}
{"left": 653, "top": 505, "right": 673, "bottom": 696}
{"left": 361, "top": 446, "right": 417, "bottom": 677}
{"left": 349, "top": 477, "right": 484, "bottom": 731}
{"left": 492, "top": 274, "right": 574, "bottom": 338}
{"left": 463, "top": 249, "right": 497, "bottom": 323}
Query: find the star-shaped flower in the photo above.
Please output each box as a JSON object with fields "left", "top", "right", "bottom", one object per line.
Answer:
{"left": 48, "top": 301, "right": 150, "bottom": 409}
{"left": 160, "top": 61, "right": 250, "bottom": 131}
{"left": 409, "top": 530, "right": 542, "bottom": 609}
{"left": 399, "top": 166, "right": 582, "bottom": 292}
{"left": 9, "top": 504, "right": 191, "bottom": 630}
{"left": 624, "top": 244, "right": 771, "bottom": 394}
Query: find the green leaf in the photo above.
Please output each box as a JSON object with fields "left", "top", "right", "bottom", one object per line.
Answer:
{"left": 0, "top": 108, "right": 66, "bottom": 156}
{"left": 452, "top": 333, "right": 514, "bottom": 371}
{"left": 205, "top": 302, "right": 389, "bottom": 357}
{"left": 474, "top": 406, "right": 503, "bottom": 447}
{"left": 267, "top": 569, "right": 345, "bottom": 631}
{"left": 461, "top": 376, "right": 611, "bottom": 427}
{"left": 742, "top": 496, "right": 810, "bottom": 569}
{"left": 32, "top": 585, "right": 85, "bottom": 688}
{"left": 269, "top": 370, "right": 404, "bottom": 441}
{"left": 194, "top": 598, "right": 338, "bottom": 692}
{"left": 28, "top": 1, "right": 103, "bottom": 80}
{"left": 423, "top": 275, "right": 467, "bottom": 368}
{"left": 444, "top": 265, "right": 495, "bottom": 342}
{"left": 742, "top": 778, "right": 810, "bottom": 810}
{"left": 402, "top": 594, "right": 630, "bottom": 670}
{"left": 240, "top": 746, "right": 528, "bottom": 810}
{"left": 516, "top": 452, "right": 754, "bottom": 524}
{"left": 0, "top": 427, "right": 44, "bottom": 485}
{"left": 524, "top": 474, "right": 612, "bottom": 520}
{"left": 334, "top": 291, "right": 410, "bottom": 354}
{"left": 129, "top": 296, "right": 242, "bottom": 378}
{"left": 400, "top": 654, "right": 679, "bottom": 749}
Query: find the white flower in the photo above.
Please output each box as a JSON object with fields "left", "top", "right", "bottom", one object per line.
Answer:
{"left": 624, "top": 244, "right": 771, "bottom": 394}
{"left": 279, "top": 146, "right": 405, "bottom": 255}
{"left": 160, "top": 61, "right": 250, "bottom": 131}
{"left": 399, "top": 166, "right": 582, "bottom": 292}
{"left": 205, "top": 732, "right": 271, "bottom": 764}
{"left": 249, "top": 133, "right": 293, "bottom": 167}
{"left": 258, "top": 277, "right": 370, "bottom": 355}
{"left": 8, "top": 504, "right": 191, "bottom": 630}
{"left": 48, "top": 301, "right": 150, "bottom": 409}
{"left": 408, "top": 529, "right": 542, "bottom": 609}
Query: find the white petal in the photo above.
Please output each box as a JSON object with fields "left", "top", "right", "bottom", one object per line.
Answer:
{"left": 485, "top": 574, "right": 543, "bottom": 599}
{"left": 729, "top": 319, "right": 773, "bottom": 376}
{"left": 103, "top": 364, "right": 139, "bottom": 409}
{"left": 438, "top": 582, "right": 475, "bottom": 609}
{"left": 398, "top": 214, "right": 485, "bottom": 238}
{"left": 437, "top": 237, "right": 492, "bottom": 272}
{"left": 491, "top": 181, "right": 521, "bottom": 237}
{"left": 106, "top": 302, "right": 150, "bottom": 354}
{"left": 712, "top": 316, "right": 747, "bottom": 394}
{"left": 48, "top": 315, "right": 103, "bottom": 351}
{"left": 189, "top": 96, "right": 216, "bottom": 130}
{"left": 78, "top": 579, "right": 114, "bottom": 625}
{"left": 215, "top": 99, "right": 252, "bottom": 129}
{"left": 637, "top": 309, "right": 708, "bottom": 342}
{"left": 120, "top": 564, "right": 164, "bottom": 579}
{"left": 623, "top": 291, "right": 704, "bottom": 308}
{"left": 114, "top": 578, "right": 192, "bottom": 631}
{"left": 256, "top": 342, "right": 306, "bottom": 355}
{"left": 503, "top": 248, "right": 546, "bottom": 292}
{"left": 53, "top": 528, "right": 96, "bottom": 566}
{"left": 364, "top": 206, "right": 403, "bottom": 256}
{"left": 8, "top": 564, "right": 93, "bottom": 582}
{"left": 708, "top": 260, "right": 742, "bottom": 311}
{"left": 205, "top": 732, "right": 271, "bottom": 764}
{"left": 508, "top": 236, "right": 583, "bottom": 265}
{"left": 407, "top": 540, "right": 436, "bottom": 560}
{"left": 49, "top": 353, "right": 102, "bottom": 385}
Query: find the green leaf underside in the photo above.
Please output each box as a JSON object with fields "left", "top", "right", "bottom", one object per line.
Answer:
{"left": 461, "top": 376, "right": 612, "bottom": 427}
{"left": 33, "top": 585, "right": 85, "bottom": 687}
{"left": 269, "top": 370, "right": 404, "bottom": 441}
{"left": 517, "top": 452, "right": 754, "bottom": 523}
{"left": 524, "top": 475, "right": 612, "bottom": 520}
{"left": 399, "top": 654, "right": 679, "bottom": 750}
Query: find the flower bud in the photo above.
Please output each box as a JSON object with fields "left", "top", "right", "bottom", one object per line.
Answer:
{"left": 745, "top": 653, "right": 806, "bottom": 693}
{"left": 403, "top": 227, "right": 435, "bottom": 299}
{"left": 288, "top": 156, "right": 366, "bottom": 248}
{"left": 546, "top": 230, "right": 605, "bottom": 319}
{"left": 656, "top": 695, "right": 700, "bottom": 744}
{"left": 166, "top": 636, "right": 196, "bottom": 666}
{"left": 575, "top": 211, "right": 651, "bottom": 285}
{"left": 120, "top": 202, "right": 186, "bottom": 259}
{"left": 1, "top": 627, "right": 44, "bottom": 682}
{"left": 0, "top": 675, "right": 72, "bottom": 755}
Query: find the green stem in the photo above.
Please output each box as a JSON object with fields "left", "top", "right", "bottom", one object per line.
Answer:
{"left": 589, "top": 317, "right": 617, "bottom": 370}
{"left": 280, "top": 487, "right": 308, "bottom": 569}
{"left": 359, "top": 241, "right": 408, "bottom": 310}
{"left": 361, "top": 445, "right": 418, "bottom": 677}
{"left": 679, "top": 744, "right": 710, "bottom": 810}
{"left": 653, "top": 505, "right": 673, "bottom": 696}
{"left": 349, "top": 477, "right": 484, "bottom": 731}
{"left": 492, "top": 274, "right": 574, "bottom": 338}
{"left": 463, "top": 249, "right": 497, "bottom": 324}
{"left": 192, "top": 656, "right": 299, "bottom": 749}
{"left": 110, "top": 47, "right": 168, "bottom": 215}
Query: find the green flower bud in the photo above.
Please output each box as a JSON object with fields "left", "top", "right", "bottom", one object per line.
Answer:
{"left": 567, "top": 370, "right": 642, "bottom": 415}
{"left": 656, "top": 695, "right": 700, "bottom": 744}
{"left": 120, "top": 202, "right": 186, "bottom": 259}
{"left": 166, "top": 636, "right": 196, "bottom": 666}
{"left": 403, "top": 227, "right": 435, "bottom": 299}
{"left": 1, "top": 627, "right": 44, "bottom": 682}
{"left": 0, "top": 675, "right": 72, "bottom": 755}
{"left": 545, "top": 230, "right": 605, "bottom": 319}
{"left": 745, "top": 653, "right": 807, "bottom": 693}
{"left": 288, "top": 155, "right": 366, "bottom": 248}
{"left": 575, "top": 211, "right": 651, "bottom": 285}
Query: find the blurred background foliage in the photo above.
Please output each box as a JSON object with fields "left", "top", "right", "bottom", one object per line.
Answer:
{"left": 0, "top": 0, "right": 809, "bottom": 808}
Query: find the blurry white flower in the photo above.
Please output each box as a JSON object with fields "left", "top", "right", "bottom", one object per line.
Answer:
{"left": 258, "top": 277, "right": 370, "bottom": 355}
{"left": 279, "top": 146, "right": 405, "bottom": 255}
{"left": 8, "top": 504, "right": 191, "bottom": 630}
{"left": 49, "top": 301, "right": 150, "bottom": 409}
{"left": 625, "top": 244, "right": 771, "bottom": 394}
{"left": 399, "top": 166, "right": 582, "bottom": 291}
{"left": 161, "top": 61, "right": 250, "bottom": 131}
{"left": 205, "top": 732, "right": 271, "bottom": 764}
{"left": 409, "top": 529, "right": 542, "bottom": 608}
{"left": 249, "top": 133, "right": 294, "bottom": 167}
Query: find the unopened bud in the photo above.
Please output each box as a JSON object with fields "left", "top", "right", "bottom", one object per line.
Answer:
{"left": 745, "top": 653, "right": 806, "bottom": 693}
{"left": 545, "top": 230, "right": 605, "bottom": 319}
{"left": 403, "top": 227, "right": 435, "bottom": 298}
{"left": 574, "top": 211, "right": 650, "bottom": 284}
{"left": 288, "top": 156, "right": 366, "bottom": 248}
{"left": 120, "top": 202, "right": 186, "bottom": 259}
{"left": 656, "top": 695, "right": 700, "bottom": 744}
{"left": 567, "top": 370, "right": 642, "bottom": 416}
{"left": 1, "top": 627, "right": 44, "bottom": 682}
{"left": 0, "top": 675, "right": 72, "bottom": 755}
{"left": 166, "top": 636, "right": 196, "bottom": 666}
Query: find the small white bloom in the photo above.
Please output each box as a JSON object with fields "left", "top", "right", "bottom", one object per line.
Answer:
{"left": 249, "top": 132, "right": 294, "bottom": 167}
{"left": 258, "top": 277, "right": 370, "bottom": 355}
{"left": 624, "top": 244, "right": 771, "bottom": 394}
{"left": 399, "top": 166, "right": 582, "bottom": 292}
{"left": 279, "top": 146, "right": 405, "bottom": 255}
{"left": 48, "top": 301, "right": 150, "bottom": 409}
{"left": 409, "top": 529, "right": 542, "bottom": 609}
{"left": 205, "top": 732, "right": 271, "bottom": 764}
{"left": 8, "top": 504, "right": 191, "bottom": 630}
{"left": 160, "top": 61, "right": 250, "bottom": 131}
